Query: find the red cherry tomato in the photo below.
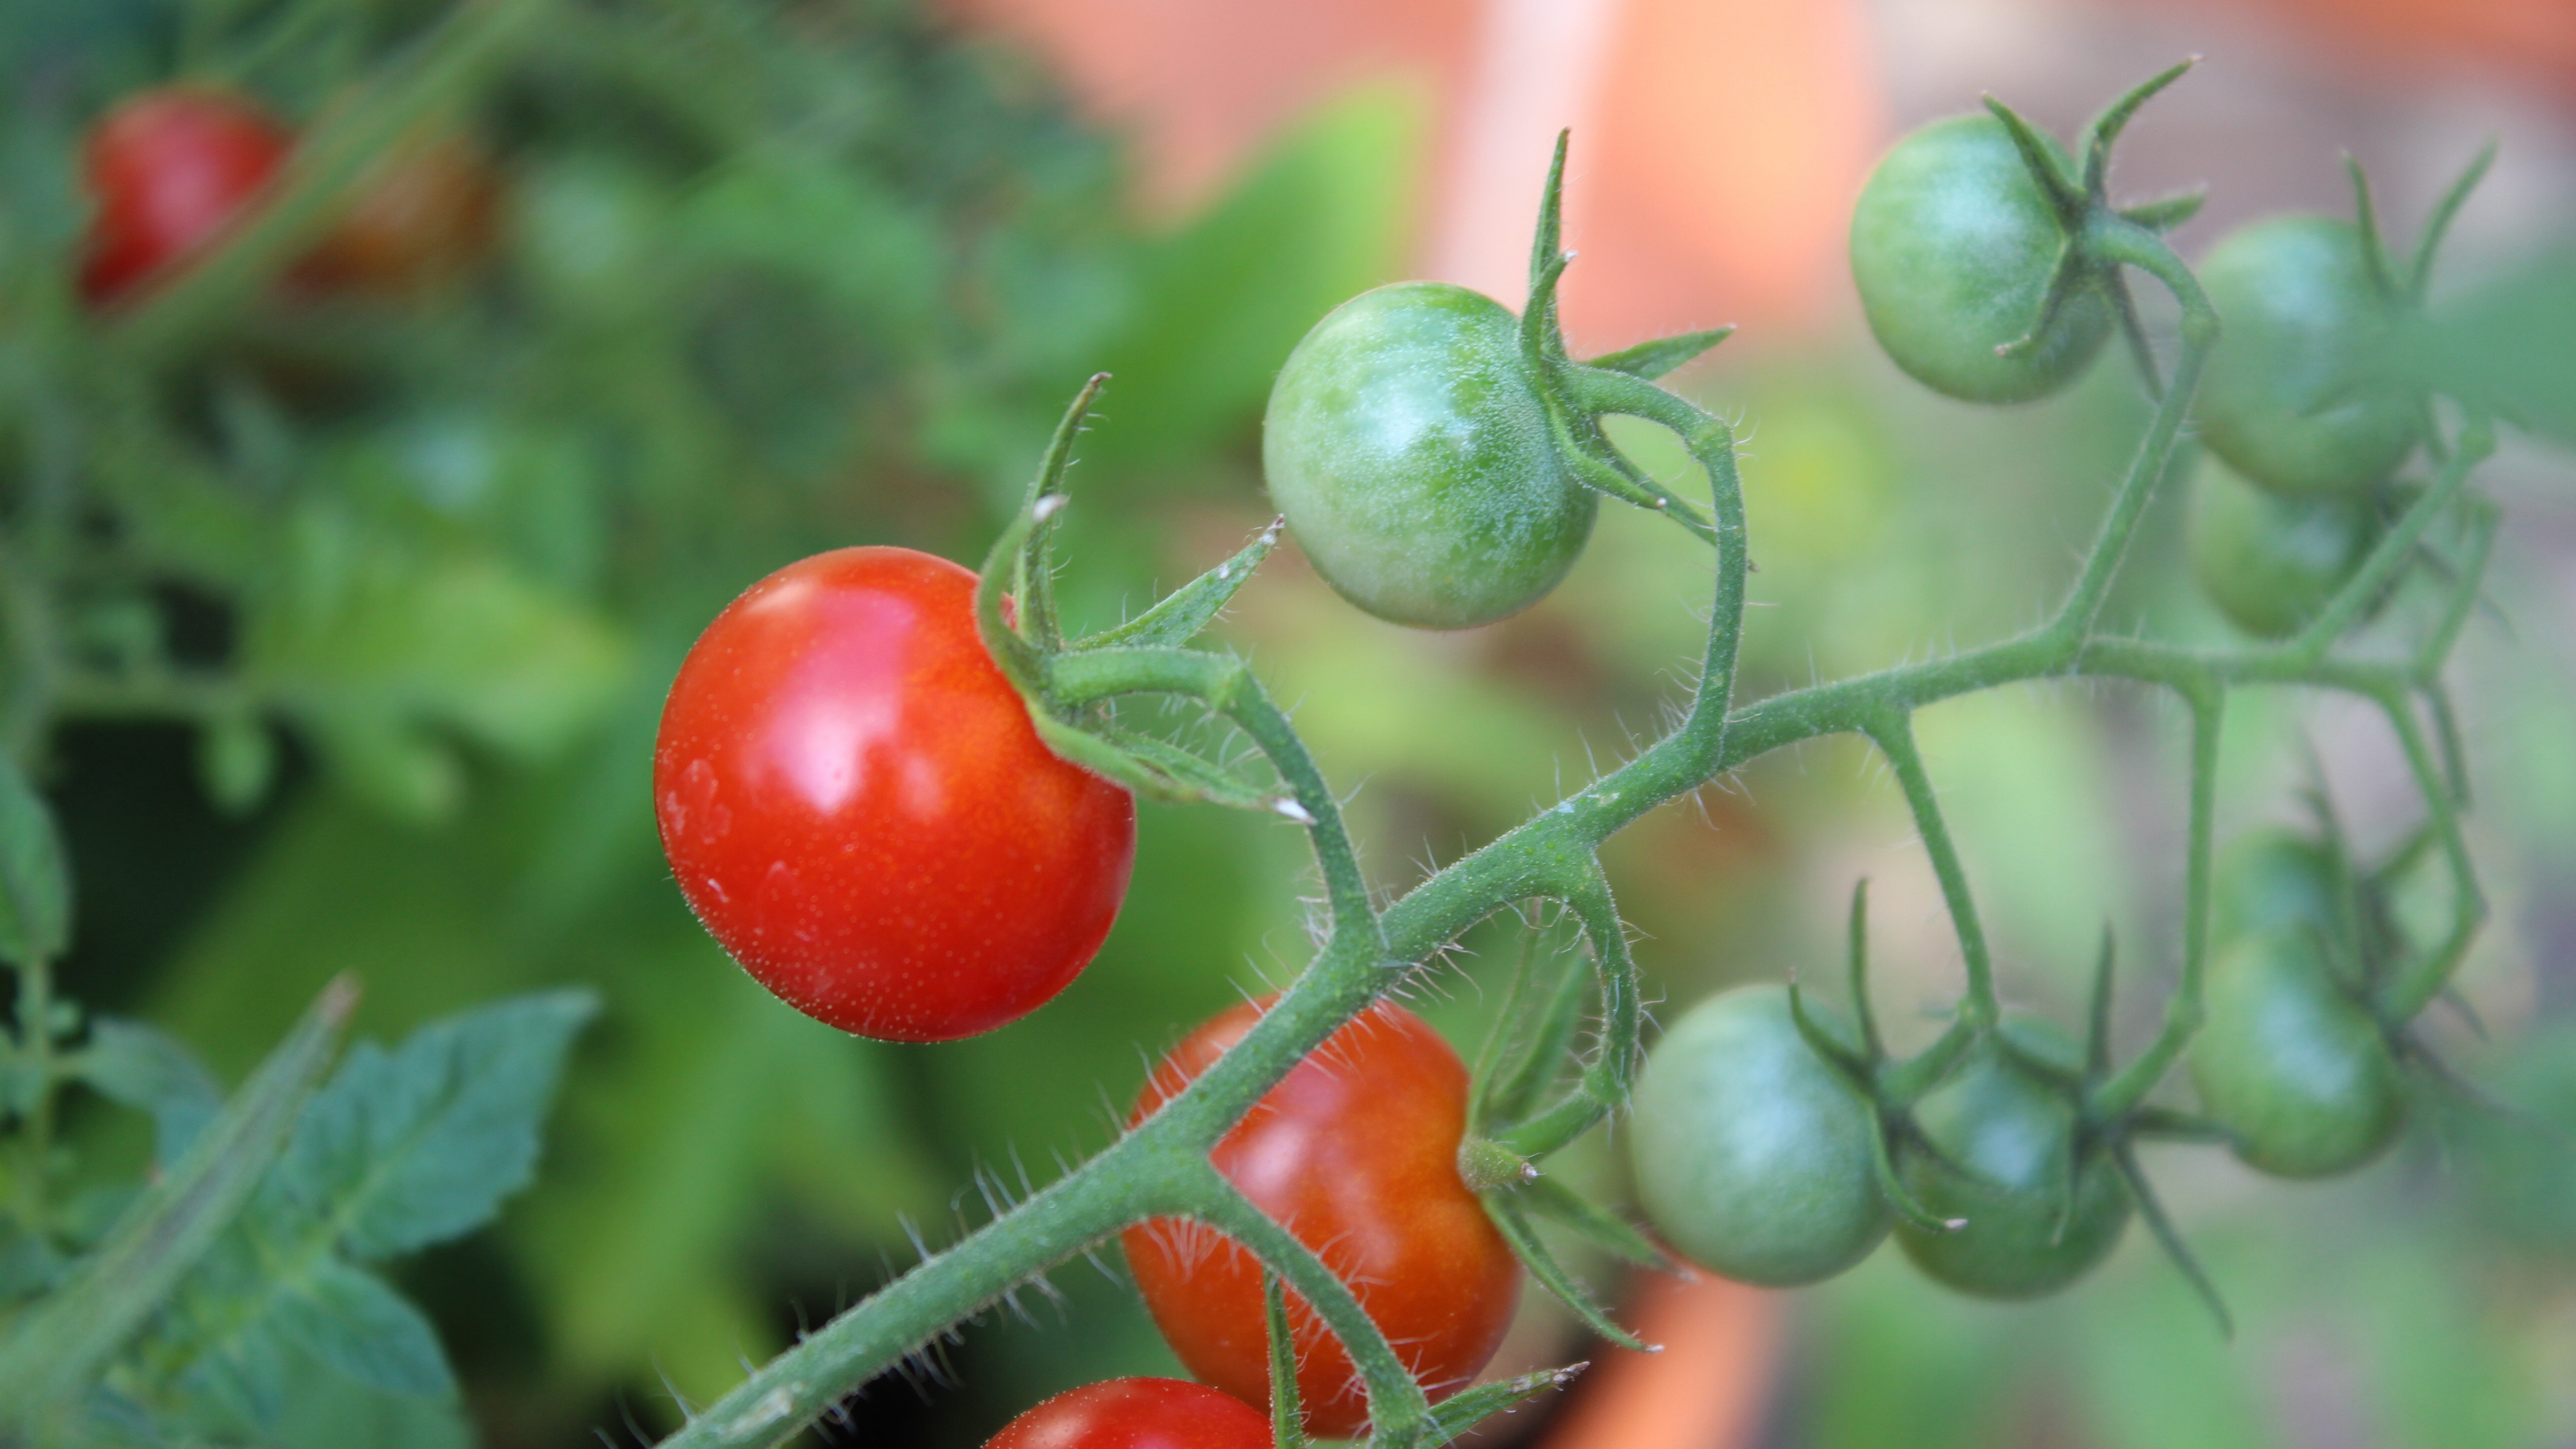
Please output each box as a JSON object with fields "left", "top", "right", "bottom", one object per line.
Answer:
{"left": 1122, "top": 997, "right": 1520, "bottom": 1439}
{"left": 653, "top": 546, "right": 1135, "bottom": 1042}
{"left": 985, "top": 1377, "right": 1270, "bottom": 1449}
{"left": 78, "top": 87, "right": 292, "bottom": 306}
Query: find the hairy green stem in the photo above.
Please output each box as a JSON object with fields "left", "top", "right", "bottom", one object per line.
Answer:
{"left": 2092, "top": 686, "right": 2221, "bottom": 1117}
{"left": 1865, "top": 708, "right": 2001, "bottom": 1028}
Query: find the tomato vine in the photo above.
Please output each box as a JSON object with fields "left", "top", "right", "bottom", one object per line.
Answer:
{"left": 643, "top": 60, "right": 2514, "bottom": 1448}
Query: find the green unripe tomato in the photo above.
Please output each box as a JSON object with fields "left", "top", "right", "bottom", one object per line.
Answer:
{"left": 1849, "top": 114, "right": 2111, "bottom": 404}
{"left": 2187, "top": 455, "right": 2380, "bottom": 638}
{"left": 1895, "top": 1020, "right": 2130, "bottom": 1299}
{"left": 1262, "top": 282, "right": 1595, "bottom": 629}
{"left": 2191, "top": 930, "right": 2405, "bottom": 1179}
{"left": 2211, "top": 827, "right": 2344, "bottom": 947}
{"left": 2197, "top": 215, "right": 2418, "bottom": 496}
{"left": 1628, "top": 985, "right": 1892, "bottom": 1287}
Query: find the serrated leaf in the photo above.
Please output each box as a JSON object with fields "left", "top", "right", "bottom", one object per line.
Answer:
{"left": 178, "top": 1307, "right": 292, "bottom": 1429}
{"left": 273, "top": 1257, "right": 455, "bottom": 1398}
{"left": 74, "top": 1018, "right": 224, "bottom": 1167}
{"left": 0, "top": 755, "right": 71, "bottom": 965}
{"left": 1072, "top": 525, "right": 1277, "bottom": 652}
{"left": 0, "top": 980, "right": 354, "bottom": 1415}
{"left": 272, "top": 989, "right": 596, "bottom": 1261}
{"left": 1584, "top": 326, "right": 1734, "bottom": 381}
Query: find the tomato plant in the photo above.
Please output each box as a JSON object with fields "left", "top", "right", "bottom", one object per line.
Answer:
{"left": 2197, "top": 214, "right": 2419, "bottom": 496}
{"left": 2190, "top": 929, "right": 2407, "bottom": 1178}
{"left": 1121, "top": 997, "right": 1519, "bottom": 1438}
{"left": 77, "top": 86, "right": 292, "bottom": 306}
{"left": 984, "top": 1378, "right": 1271, "bottom": 1449}
{"left": 652, "top": 545, "right": 1136, "bottom": 1042}
{"left": 2187, "top": 453, "right": 2383, "bottom": 638}
{"left": 1628, "top": 985, "right": 1891, "bottom": 1286}
{"left": 1262, "top": 281, "right": 1595, "bottom": 629}
{"left": 1895, "top": 1022, "right": 2133, "bottom": 1300}
{"left": 1848, "top": 114, "right": 2111, "bottom": 404}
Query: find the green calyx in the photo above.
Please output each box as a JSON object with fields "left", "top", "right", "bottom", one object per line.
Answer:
{"left": 1850, "top": 59, "right": 2209, "bottom": 406}
{"left": 2196, "top": 144, "right": 2498, "bottom": 497}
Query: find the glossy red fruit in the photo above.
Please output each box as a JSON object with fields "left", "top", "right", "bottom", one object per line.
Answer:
{"left": 653, "top": 546, "right": 1135, "bottom": 1042}
{"left": 79, "top": 88, "right": 293, "bottom": 306}
{"left": 1122, "top": 997, "right": 1520, "bottom": 1439}
{"left": 985, "top": 1377, "right": 1271, "bottom": 1449}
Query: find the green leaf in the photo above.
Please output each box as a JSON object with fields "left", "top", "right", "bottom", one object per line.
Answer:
{"left": 271, "top": 989, "right": 597, "bottom": 1261}
{"left": 246, "top": 509, "right": 632, "bottom": 819}
{"left": 0, "top": 979, "right": 354, "bottom": 1417}
{"left": 0, "top": 754, "right": 71, "bottom": 965}
{"left": 1071, "top": 522, "right": 1278, "bottom": 652}
{"left": 679, "top": 151, "right": 945, "bottom": 342}
{"left": 73, "top": 1017, "right": 224, "bottom": 1167}
{"left": 1584, "top": 327, "right": 1735, "bottom": 381}
{"left": 273, "top": 1258, "right": 455, "bottom": 1398}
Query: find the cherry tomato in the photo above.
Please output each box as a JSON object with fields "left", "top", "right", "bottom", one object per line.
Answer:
{"left": 1263, "top": 281, "right": 1595, "bottom": 629}
{"left": 1895, "top": 1020, "right": 2130, "bottom": 1299}
{"left": 1629, "top": 985, "right": 1890, "bottom": 1286}
{"left": 985, "top": 1377, "right": 1270, "bottom": 1449}
{"left": 2190, "top": 930, "right": 2405, "bottom": 1178}
{"left": 78, "top": 87, "right": 292, "bottom": 306}
{"left": 2196, "top": 215, "right": 2418, "bottom": 496}
{"left": 2211, "top": 827, "right": 2345, "bottom": 947}
{"left": 653, "top": 546, "right": 1135, "bottom": 1042}
{"left": 2187, "top": 454, "right": 2381, "bottom": 638}
{"left": 1849, "top": 114, "right": 2110, "bottom": 404}
{"left": 296, "top": 133, "right": 500, "bottom": 297}
{"left": 1122, "top": 997, "right": 1519, "bottom": 1438}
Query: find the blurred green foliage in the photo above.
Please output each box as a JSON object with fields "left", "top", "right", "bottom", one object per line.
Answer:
{"left": 1, "top": 0, "right": 2570, "bottom": 1445}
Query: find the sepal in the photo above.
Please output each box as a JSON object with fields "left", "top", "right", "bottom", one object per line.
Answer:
{"left": 1585, "top": 328, "right": 1734, "bottom": 382}
{"left": 1071, "top": 520, "right": 1279, "bottom": 652}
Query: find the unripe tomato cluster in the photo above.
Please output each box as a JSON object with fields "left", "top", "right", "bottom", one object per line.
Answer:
{"left": 641, "top": 60, "right": 2493, "bottom": 1444}
{"left": 76, "top": 85, "right": 497, "bottom": 308}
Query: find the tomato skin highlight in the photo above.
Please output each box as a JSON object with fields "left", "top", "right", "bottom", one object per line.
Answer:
{"left": 1122, "top": 997, "right": 1519, "bottom": 1438}
{"left": 1263, "top": 281, "right": 1594, "bottom": 630}
{"left": 2191, "top": 930, "right": 2405, "bottom": 1179}
{"left": 653, "top": 546, "right": 1135, "bottom": 1042}
{"left": 985, "top": 1377, "right": 1270, "bottom": 1449}
{"left": 1895, "top": 1020, "right": 2130, "bottom": 1299}
{"left": 2197, "top": 214, "right": 2418, "bottom": 497}
{"left": 1848, "top": 114, "right": 2110, "bottom": 405}
{"left": 2187, "top": 454, "right": 2380, "bottom": 639}
{"left": 1629, "top": 985, "right": 1891, "bottom": 1286}
{"left": 78, "top": 88, "right": 293, "bottom": 306}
